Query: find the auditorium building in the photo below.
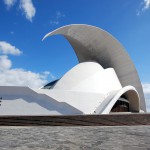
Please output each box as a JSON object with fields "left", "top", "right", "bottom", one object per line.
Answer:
{"left": 0, "top": 24, "right": 146, "bottom": 115}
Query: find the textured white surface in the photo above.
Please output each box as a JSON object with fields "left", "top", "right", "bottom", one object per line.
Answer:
{"left": 0, "top": 86, "right": 83, "bottom": 115}
{"left": 36, "top": 62, "right": 123, "bottom": 114}
{"left": 43, "top": 24, "right": 146, "bottom": 111}
{"left": 0, "top": 98, "right": 60, "bottom": 115}
{"left": 0, "top": 62, "right": 141, "bottom": 115}
{"left": 97, "top": 86, "right": 140, "bottom": 114}
{"left": 0, "top": 24, "right": 145, "bottom": 115}
{"left": 53, "top": 62, "right": 122, "bottom": 93}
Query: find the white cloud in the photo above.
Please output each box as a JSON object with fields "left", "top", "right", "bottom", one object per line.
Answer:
{"left": 143, "top": 0, "right": 150, "bottom": 10}
{"left": 3, "top": 0, "right": 36, "bottom": 22}
{"left": 50, "top": 11, "right": 65, "bottom": 25}
{"left": 0, "top": 68, "right": 48, "bottom": 88}
{"left": 19, "top": 0, "right": 36, "bottom": 22}
{"left": 0, "top": 41, "right": 22, "bottom": 55}
{"left": 137, "top": 0, "right": 150, "bottom": 15}
{"left": 0, "top": 55, "right": 12, "bottom": 71}
{"left": 10, "top": 31, "right": 14, "bottom": 34}
{"left": 3, "top": 0, "right": 16, "bottom": 8}
{"left": 56, "top": 11, "right": 65, "bottom": 19}
{"left": 43, "top": 71, "right": 55, "bottom": 79}
{"left": 0, "top": 41, "right": 54, "bottom": 88}
{"left": 142, "top": 83, "right": 150, "bottom": 112}
{"left": 0, "top": 55, "right": 54, "bottom": 88}
{"left": 142, "top": 83, "right": 150, "bottom": 94}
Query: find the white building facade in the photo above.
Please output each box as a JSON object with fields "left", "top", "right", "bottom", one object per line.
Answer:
{"left": 0, "top": 24, "right": 146, "bottom": 115}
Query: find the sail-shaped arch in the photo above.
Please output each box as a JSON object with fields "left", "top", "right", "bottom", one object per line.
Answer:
{"left": 43, "top": 24, "right": 146, "bottom": 112}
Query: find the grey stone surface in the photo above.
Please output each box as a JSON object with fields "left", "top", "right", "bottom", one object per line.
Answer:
{"left": 0, "top": 126, "right": 150, "bottom": 150}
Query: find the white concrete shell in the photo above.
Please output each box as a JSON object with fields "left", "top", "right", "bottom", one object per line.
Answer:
{"left": 0, "top": 61, "right": 141, "bottom": 115}
{"left": 0, "top": 24, "right": 146, "bottom": 115}
{"left": 96, "top": 86, "right": 140, "bottom": 114}
{"left": 43, "top": 24, "right": 146, "bottom": 111}
{"left": 38, "top": 62, "right": 123, "bottom": 114}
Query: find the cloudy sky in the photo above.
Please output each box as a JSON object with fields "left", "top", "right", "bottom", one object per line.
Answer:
{"left": 0, "top": 0, "right": 150, "bottom": 111}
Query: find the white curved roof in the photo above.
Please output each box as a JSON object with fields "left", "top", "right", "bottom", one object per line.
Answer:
{"left": 43, "top": 24, "right": 146, "bottom": 111}
{"left": 98, "top": 85, "right": 140, "bottom": 114}
{"left": 53, "top": 62, "right": 122, "bottom": 93}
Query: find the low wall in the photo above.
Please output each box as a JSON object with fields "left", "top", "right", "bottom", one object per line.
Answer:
{"left": 0, "top": 113, "right": 150, "bottom": 126}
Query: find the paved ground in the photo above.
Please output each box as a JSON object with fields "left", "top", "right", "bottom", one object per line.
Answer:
{"left": 0, "top": 126, "right": 150, "bottom": 150}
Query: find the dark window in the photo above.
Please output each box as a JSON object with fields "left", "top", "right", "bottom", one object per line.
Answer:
{"left": 42, "top": 79, "right": 59, "bottom": 89}
{"left": 111, "top": 98, "right": 129, "bottom": 112}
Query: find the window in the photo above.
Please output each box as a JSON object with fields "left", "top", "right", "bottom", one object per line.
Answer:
{"left": 111, "top": 96, "right": 129, "bottom": 112}
{"left": 42, "top": 79, "right": 59, "bottom": 89}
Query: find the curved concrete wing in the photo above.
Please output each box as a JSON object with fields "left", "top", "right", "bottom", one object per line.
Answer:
{"left": 43, "top": 24, "right": 146, "bottom": 111}
{"left": 99, "top": 86, "right": 140, "bottom": 114}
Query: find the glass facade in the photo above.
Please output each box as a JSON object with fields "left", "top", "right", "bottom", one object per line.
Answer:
{"left": 42, "top": 79, "right": 59, "bottom": 89}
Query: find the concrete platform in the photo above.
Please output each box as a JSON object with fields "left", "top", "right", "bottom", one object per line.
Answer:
{"left": 0, "top": 114, "right": 150, "bottom": 149}
{"left": 0, "top": 126, "right": 150, "bottom": 149}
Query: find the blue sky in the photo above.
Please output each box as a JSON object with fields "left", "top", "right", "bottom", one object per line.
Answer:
{"left": 0, "top": 0, "right": 150, "bottom": 110}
